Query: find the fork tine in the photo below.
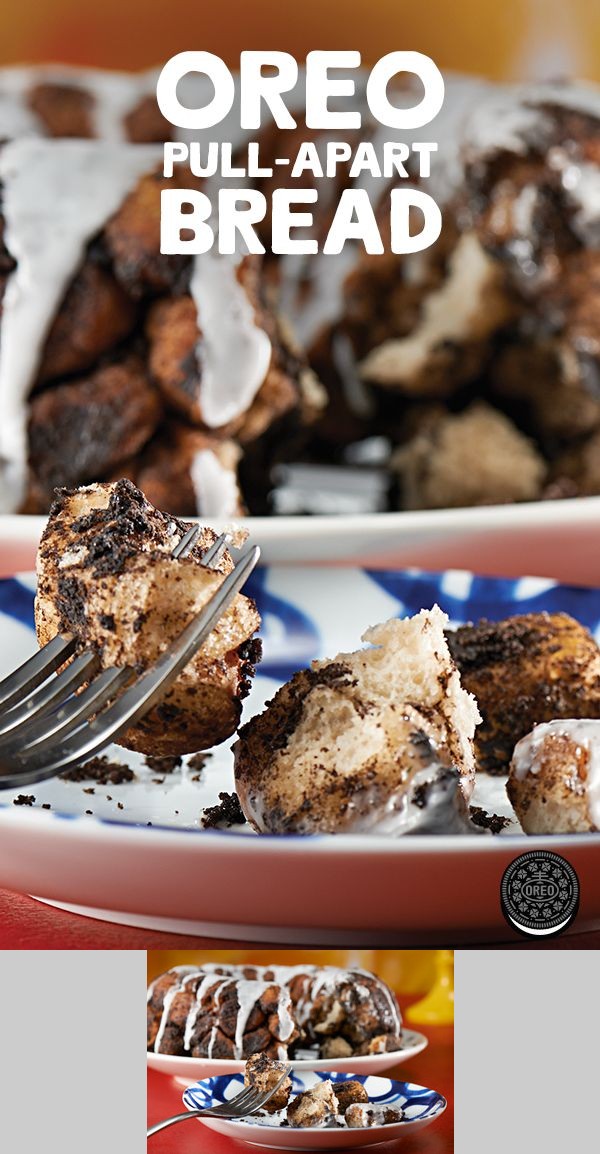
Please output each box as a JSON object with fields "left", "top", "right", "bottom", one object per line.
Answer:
{"left": 0, "top": 649, "right": 98, "bottom": 738}
{"left": 0, "top": 634, "right": 76, "bottom": 712}
{"left": 2, "top": 666, "right": 134, "bottom": 756}
{"left": 207, "top": 1086, "right": 261, "bottom": 1117}
{"left": 171, "top": 524, "right": 201, "bottom": 560}
{"left": 201, "top": 532, "right": 230, "bottom": 570}
{"left": 0, "top": 545, "right": 260, "bottom": 784}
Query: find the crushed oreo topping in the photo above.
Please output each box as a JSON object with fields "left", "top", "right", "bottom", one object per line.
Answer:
{"left": 470, "top": 805, "right": 511, "bottom": 834}
{"left": 188, "top": 751, "right": 211, "bottom": 772}
{"left": 144, "top": 755, "right": 182, "bottom": 774}
{"left": 59, "top": 755, "right": 135, "bottom": 785}
{"left": 13, "top": 794, "right": 35, "bottom": 806}
{"left": 201, "top": 791, "right": 246, "bottom": 829}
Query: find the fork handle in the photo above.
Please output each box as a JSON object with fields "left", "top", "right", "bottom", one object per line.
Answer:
{"left": 147, "top": 1109, "right": 207, "bottom": 1136}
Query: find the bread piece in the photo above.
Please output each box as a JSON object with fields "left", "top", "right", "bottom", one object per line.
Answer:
{"left": 508, "top": 719, "right": 600, "bottom": 833}
{"left": 35, "top": 480, "right": 261, "bottom": 755}
{"left": 27, "top": 81, "right": 95, "bottom": 137}
{"left": 359, "top": 234, "right": 513, "bottom": 395}
{"left": 146, "top": 272, "right": 299, "bottom": 442}
{"left": 244, "top": 1053, "right": 292, "bottom": 1114}
{"left": 393, "top": 402, "right": 547, "bottom": 510}
{"left": 334, "top": 1081, "right": 369, "bottom": 1113}
{"left": 447, "top": 613, "right": 600, "bottom": 775}
{"left": 104, "top": 167, "right": 204, "bottom": 296}
{"left": 38, "top": 261, "right": 138, "bottom": 384}
{"left": 234, "top": 606, "right": 481, "bottom": 834}
{"left": 27, "top": 357, "right": 161, "bottom": 509}
{"left": 124, "top": 422, "right": 243, "bottom": 518}
{"left": 287, "top": 1081, "right": 339, "bottom": 1128}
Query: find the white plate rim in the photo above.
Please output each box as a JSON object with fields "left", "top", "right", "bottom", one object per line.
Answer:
{"left": 1, "top": 802, "right": 599, "bottom": 852}
{"left": 147, "top": 1028, "right": 429, "bottom": 1078}
{"left": 3, "top": 492, "right": 600, "bottom": 540}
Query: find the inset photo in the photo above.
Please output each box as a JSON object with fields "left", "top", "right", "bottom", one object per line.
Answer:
{"left": 147, "top": 949, "right": 453, "bottom": 1150}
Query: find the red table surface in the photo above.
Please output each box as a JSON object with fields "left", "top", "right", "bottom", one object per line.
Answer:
{"left": 147, "top": 1013, "right": 454, "bottom": 1154}
{"left": 2, "top": 888, "right": 600, "bottom": 948}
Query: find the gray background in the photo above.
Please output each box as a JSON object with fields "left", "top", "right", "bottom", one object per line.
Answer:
{"left": 456, "top": 950, "right": 598, "bottom": 1151}
{"left": 0, "top": 949, "right": 146, "bottom": 1152}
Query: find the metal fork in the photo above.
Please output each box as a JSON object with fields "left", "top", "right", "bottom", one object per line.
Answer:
{"left": 0, "top": 527, "right": 259, "bottom": 789}
{"left": 147, "top": 1066, "right": 293, "bottom": 1137}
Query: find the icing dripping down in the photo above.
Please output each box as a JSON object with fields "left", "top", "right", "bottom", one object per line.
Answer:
{"left": 190, "top": 449, "right": 241, "bottom": 517}
{"left": 0, "top": 139, "right": 161, "bottom": 512}
{"left": 189, "top": 253, "right": 272, "bottom": 429}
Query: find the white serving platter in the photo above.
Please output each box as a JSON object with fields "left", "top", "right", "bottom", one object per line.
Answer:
{"left": 2, "top": 492, "right": 600, "bottom": 583}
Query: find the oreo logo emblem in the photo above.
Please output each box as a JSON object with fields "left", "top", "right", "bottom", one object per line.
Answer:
{"left": 501, "top": 850, "right": 579, "bottom": 938}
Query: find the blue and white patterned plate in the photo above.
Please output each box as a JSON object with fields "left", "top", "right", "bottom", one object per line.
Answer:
{"left": 181, "top": 1071, "right": 447, "bottom": 1149}
{"left": 0, "top": 565, "right": 599, "bottom": 942}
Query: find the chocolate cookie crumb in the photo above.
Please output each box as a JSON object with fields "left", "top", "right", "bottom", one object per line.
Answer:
{"left": 13, "top": 794, "right": 35, "bottom": 806}
{"left": 42, "top": 803, "right": 51, "bottom": 810}
{"left": 59, "top": 755, "right": 135, "bottom": 785}
{"left": 145, "top": 755, "right": 182, "bottom": 774}
{"left": 188, "top": 752, "right": 211, "bottom": 772}
{"left": 202, "top": 791, "right": 246, "bottom": 829}
{"left": 470, "top": 805, "right": 510, "bottom": 834}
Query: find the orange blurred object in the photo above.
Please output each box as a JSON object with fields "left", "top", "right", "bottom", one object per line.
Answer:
{"left": 2, "top": 0, "right": 600, "bottom": 81}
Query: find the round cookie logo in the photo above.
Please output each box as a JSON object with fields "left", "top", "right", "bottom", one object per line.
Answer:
{"left": 501, "top": 851, "right": 579, "bottom": 938}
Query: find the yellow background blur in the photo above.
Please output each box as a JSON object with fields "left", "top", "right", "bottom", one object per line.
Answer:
{"left": 1, "top": 0, "right": 600, "bottom": 81}
{"left": 147, "top": 950, "right": 440, "bottom": 994}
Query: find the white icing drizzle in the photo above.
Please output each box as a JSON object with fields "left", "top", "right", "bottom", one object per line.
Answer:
{"left": 233, "top": 979, "right": 272, "bottom": 1056}
{"left": 465, "top": 80, "right": 600, "bottom": 160}
{"left": 0, "top": 139, "right": 161, "bottom": 512}
{"left": 190, "top": 253, "right": 272, "bottom": 428}
{"left": 550, "top": 154, "right": 600, "bottom": 246}
{"left": 279, "top": 244, "right": 358, "bottom": 349}
{"left": 190, "top": 449, "right": 240, "bottom": 517}
{"left": 512, "top": 719, "right": 600, "bottom": 830}
{"left": 183, "top": 972, "right": 224, "bottom": 1053}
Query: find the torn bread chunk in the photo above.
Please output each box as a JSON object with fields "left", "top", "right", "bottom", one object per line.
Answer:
{"left": 35, "top": 479, "right": 261, "bottom": 755}
{"left": 287, "top": 1081, "right": 339, "bottom": 1129}
{"left": 359, "top": 233, "right": 513, "bottom": 396}
{"left": 234, "top": 606, "right": 481, "bottom": 834}
{"left": 508, "top": 719, "right": 600, "bottom": 834}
